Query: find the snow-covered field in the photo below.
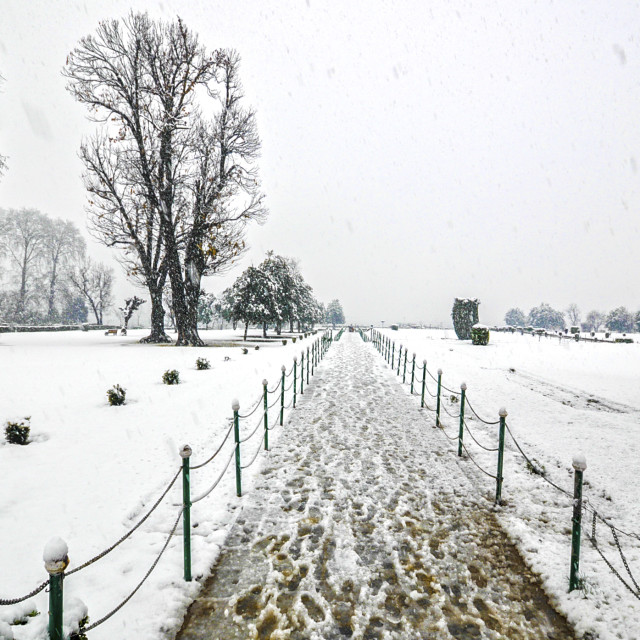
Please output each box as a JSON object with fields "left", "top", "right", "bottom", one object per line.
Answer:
{"left": 1, "top": 327, "right": 638, "bottom": 639}
{"left": 0, "top": 328, "right": 322, "bottom": 640}
{"left": 376, "top": 328, "right": 640, "bottom": 639}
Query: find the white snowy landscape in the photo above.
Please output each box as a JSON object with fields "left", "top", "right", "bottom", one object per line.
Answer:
{"left": 0, "top": 327, "right": 638, "bottom": 639}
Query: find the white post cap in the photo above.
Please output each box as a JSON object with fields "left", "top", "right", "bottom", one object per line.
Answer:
{"left": 43, "top": 537, "right": 69, "bottom": 574}
{"left": 461, "top": 382, "right": 467, "bottom": 391}
{"left": 262, "top": 378, "right": 268, "bottom": 386}
{"left": 572, "top": 454, "right": 587, "bottom": 471}
{"left": 180, "top": 444, "right": 192, "bottom": 458}
{"left": 281, "top": 365, "right": 286, "bottom": 372}
{"left": 423, "top": 359, "right": 427, "bottom": 365}
{"left": 437, "top": 368, "right": 443, "bottom": 375}
{"left": 232, "top": 399, "right": 240, "bottom": 411}
{"left": 499, "top": 407, "right": 508, "bottom": 417}
{"left": 293, "top": 355, "right": 297, "bottom": 362}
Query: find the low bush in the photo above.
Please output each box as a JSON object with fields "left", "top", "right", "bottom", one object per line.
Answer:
{"left": 195, "top": 357, "right": 211, "bottom": 370}
{"left": 106, "top": 384, "right": 126, "bottom": 406}
{"left": 282, "top": 339, "right": 287, "bottom": 345}
{"left": 471, "top": 325, "right": 490, "bottom": 346}
{"left": 5, "top": 417, "right": 31, "bottom": 445}
{"left": 162, "top": 370, "right": 180, "bottom": 385}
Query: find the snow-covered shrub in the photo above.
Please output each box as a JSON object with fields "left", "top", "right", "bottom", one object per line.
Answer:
{"left": 195, "top": 357, "right": 211, "bottom": 370}
{"left": 570, "top": 326, "right": 580, "bottom": 334}
{"left": 292, "top": 337, "right": 297, "bottom": 343}
{"left": 106, "top": 384, "right": 126, "bottom": 406}
{"left": 451, "top": 298, "right": 479, "bottom": 340}
{"left": 282, "top": 339, "right": 287, "bottom": 345}
{"left": 5, "top": 417, "right": 30, "bottom": 445}
{"left": 162, "top": 370, "right": 180, "bottom": 385}
{"left": 471, "top": 325, "right": 489, "bottom": 346}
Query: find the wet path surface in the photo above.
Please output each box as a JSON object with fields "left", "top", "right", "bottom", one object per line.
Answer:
{"left": 177, "top": 334, "right": 576, "bottom": 639}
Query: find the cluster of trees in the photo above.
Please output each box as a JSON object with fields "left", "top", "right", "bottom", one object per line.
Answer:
{"left": 218, "top": 252, "right": 325, "bottom": 340}
{"left": 504, "top": 303, "right": 640, "bottom": 333}
{"left": 0, "top": 208, "right": 114, "bottom": 325}
{"left": 63, "top": 12, "right": 265, "bottom": 345}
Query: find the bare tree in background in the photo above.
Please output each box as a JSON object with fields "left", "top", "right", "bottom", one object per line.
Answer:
{"left": 67, "top": 258, "right": 114, "bottom": 324}
{"left": 0, "top": 208, "right": 48, "bottom": 321}
{"left": 565, "top": 303, "right": 581, "bottom": 327}
{"left": 42, "top": 218, "right": 86, "bottom": 321}
{"left": 64, "top": 13, "right": 265, "bottom": 345}
{"left": 0, "top": 73, "right": 7, "bottom": 180}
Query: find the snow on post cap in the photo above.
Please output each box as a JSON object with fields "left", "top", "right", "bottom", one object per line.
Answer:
{"left": 43, "top": 537, "right": 69, "bottom": 574}
{"left": 413, "top": 352, "right": 416, "bottom": 358}
{"left": 281, "top": 365, "right": 286, "bottom": 372}
{"left": 423, "top": 359, "right": 427, "bottom": 365}
{"left": 461, "top": 382, "right": 467, "bottom": 391}
{"left": 180, "top": 444, "right": 192, "bottom": 458}
{"left": 293, "top": 355, "right": 297, "bottom": 362}
{"left": 572, "top": 454, "right": 587, "bottom": 471}
{"left": 262, "top": 378, "right": 268, "bottom": 386}
{"left": 232, "top": 399, "right": 240, "bottom": 411}
{"left": 499, "top": 407, "right": 508, "bottom": 417}
{"left": 437, "top": 368, "right": 443, "bottom": 375}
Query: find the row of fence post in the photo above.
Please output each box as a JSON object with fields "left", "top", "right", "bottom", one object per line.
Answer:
{"left": 368, "top": 327, "right": 586, "bottom": 595}
{"left": 38, "top": 329, "right": 333, "bottom": 639}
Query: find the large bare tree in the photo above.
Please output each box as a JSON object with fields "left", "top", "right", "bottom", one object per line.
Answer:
{"left": 64, "top": 13, "right": 265, "bottom": 345}
{"left": 0, "top": 208, "right": 48, "bottom": 321}
{"left": 67, "top": 258, "right": 114, "bottom": 325}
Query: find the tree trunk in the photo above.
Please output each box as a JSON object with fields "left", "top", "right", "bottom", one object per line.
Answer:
{"left": 244, "top": 321, "right": 249, "bottom": 340}
{"left": 263, "top": 322, "right": 267, "bottom": 338}
{"left": 140, "top": 287, "right": 172, "bottom": 344}
{"left": 276, "top": 321, "right": 282, "bottom": 336}
{"left": 289, "top": 318, "right": 294, "bottom": 332}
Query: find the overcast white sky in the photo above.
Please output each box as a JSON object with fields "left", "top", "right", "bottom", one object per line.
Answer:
{"left": 1, "top": 0, "right": 639, "bottom": 325}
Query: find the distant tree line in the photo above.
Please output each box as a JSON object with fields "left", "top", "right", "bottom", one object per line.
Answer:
{"left": 0, "top": 208, "right": 114, "bottom": 325}
{"left": 504, "top": 303, "right": 640, "bottom": 333}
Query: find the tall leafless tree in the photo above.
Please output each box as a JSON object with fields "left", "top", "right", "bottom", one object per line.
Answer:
{"left": 0, "top": 208, "right": 48, "bottom": 321}
{"left": 565, "top": 303, "right": 581, "bottom": 327}
{"left": 67, "top": 258, "right": 114, "bottom": 324}
{"left": 42, "top": 218, "right": 86, "bottom": 320}
{"left": 64, "top": 13, "right": 265, "bottom": 345}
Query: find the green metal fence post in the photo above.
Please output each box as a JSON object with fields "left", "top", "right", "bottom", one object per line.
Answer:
{"left": 280, "top": 365, "right": 285, "bottom": 426}
{"left": 180, "top": 444, "right": 192, "bottom": 581}
{"left": 293, "top": 356, "right": 298, "bottom": 408}
{"left": 569, "top": 454, "right": 587, "bottom": 591}
{"left": 402, "top": 349, "right": 408, "bottom": 384}
{"left": 263, "top": 380, "right": 269, "bottom": 450}
{"left": 300, "top": 352, "right": 304, "bottom": 395}
{"left": 44, "top": 538, "right": 68, "bottom": 640}
{"left": 397, "top": 345, "right": 402, "bottom": 376}
{"left": 307, "top": 347, "right": 310, "bottom": 384}
{"left": 410, "top": 353, "right": 416, "bottom": 394}
{"left": 391, "top": 342, "right": 395, "bottom": 369}
{"left": 420, "top": 360, "right": 427, "bottom": 408}
{"left": 436, "top": 369, "right": 442, "bottom": 427}
{"left": 233, "top": 400, "right": 242, "bottom": 497}
{"left": 458, "top": 383, "right": 467, "bottom": 457}
{"left": 495, "top": 408, "right": 507, "bottom": 505}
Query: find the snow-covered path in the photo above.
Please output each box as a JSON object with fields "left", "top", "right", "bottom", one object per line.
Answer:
{"left": 177, "top": 333, "right": 575, "bottom": 639}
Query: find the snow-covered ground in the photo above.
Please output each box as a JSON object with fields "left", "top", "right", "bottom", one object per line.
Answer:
{"left": 0, "top": 328, "right": 324, "bottom": 640}
{"left": 1, "top": 327, "right": 638, "bottom": 639}
{"left": 375, "top": 328, "right": 640, "bottom": 638}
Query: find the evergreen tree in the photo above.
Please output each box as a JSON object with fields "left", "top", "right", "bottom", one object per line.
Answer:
{"left": 326, "top": 299, "right": 345, "bottom": 327}
{"left": 527, "top": 303, "right": 565, "bottom": 330}
{"left": 605, "top": 307, "right": 634, "bottom": 333}
{"left": 504, "top": 308, "right": 526, "bottom": 327}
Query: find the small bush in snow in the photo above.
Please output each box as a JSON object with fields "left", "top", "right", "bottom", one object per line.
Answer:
{"left": 471, "top": 325, "right": 489, "bottom": 346}
{"left": 11, "top": 609, "right": 39, "bottom": 625}
{"left": 391, "top": 324, "right": 399, "bottom": 331}
{"left": 69, "top": 615, "right": 89, "bottom": 640}
{"left": 5, "top": 417, "right": 30, "bottom": 445}
{"left": 106, "top": 384, "right": 126, "bottom": 406}
{"left": 195, "top": 357, "right": 211, "bottom": 370}
{"left": 162, "top": 369, "right": 180, "bottom": 385}
{"left": 282, "top": 339, "right": 287, "bottom": 345}
{"left": 525, "top": 458, "right": 546, "bottom": 476}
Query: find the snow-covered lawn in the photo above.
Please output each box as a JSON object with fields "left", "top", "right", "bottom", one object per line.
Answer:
{"left": 1, "top": 327, "right": 638, "bottom": 639}
{"left": 0, "top": 328, "right": 321, "bottom": 640}
{"left": 376, "top": 328, "right": 640, "bottom": 638}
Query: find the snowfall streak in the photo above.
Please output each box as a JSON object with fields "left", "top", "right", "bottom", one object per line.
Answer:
{"left": 177, "top": 334, "right": 576, "bottom": 639}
